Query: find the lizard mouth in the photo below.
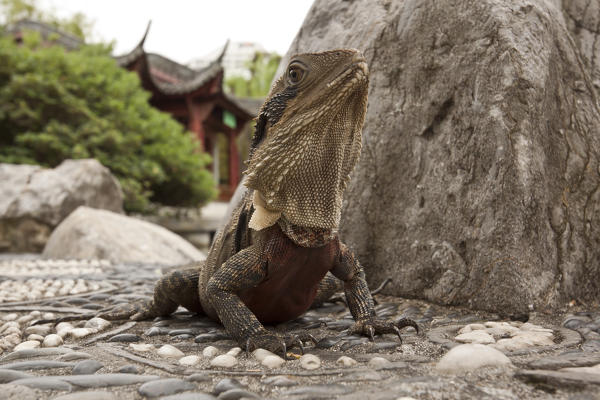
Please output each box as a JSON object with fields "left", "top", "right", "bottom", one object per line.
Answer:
{"left": 326, "top": 57, "right": 369, "bottom": 89}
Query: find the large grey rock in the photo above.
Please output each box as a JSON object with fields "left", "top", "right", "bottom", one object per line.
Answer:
{"left": 0, "top": 159, "right": 123, "bottom": 252}
{"left": 562, "top": 0, "right": 600, "bottom": 93}
{"left": 285, "top": 0, "right": 600, "bottom": 312}
{"left": 43, "top": 206, "right": 205, "bottom": 265}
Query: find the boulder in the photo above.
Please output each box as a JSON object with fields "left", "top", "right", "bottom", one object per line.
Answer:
{"left": 43, "top": 206, "right": 205, "bottom": 265}
{"left": 284, "top": 0, "right": 600, "bottom": 312}
{"left": 0, "top": 159, "right": 123, "bottom": 252}
{"left": 562, "top": 0, "right": 600, "bottom": 93}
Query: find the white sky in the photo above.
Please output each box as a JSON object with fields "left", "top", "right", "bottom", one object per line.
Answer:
{"left": 38, "top": 0, "right": 315, "bottom": 63}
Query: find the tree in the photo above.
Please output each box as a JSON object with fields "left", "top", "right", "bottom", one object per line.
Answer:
{"left": 0, "top": 33, "right": 216, "bottom": 212}
{"left": 225, "top": 51, "right": 281, "bottom": 98}
{"left": 0, "top": 0, "right": 93, "bottom": 40}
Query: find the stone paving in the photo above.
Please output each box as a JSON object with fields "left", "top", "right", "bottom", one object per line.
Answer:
{"left": 0, "top": 256, "right": 599, "bottom": 399}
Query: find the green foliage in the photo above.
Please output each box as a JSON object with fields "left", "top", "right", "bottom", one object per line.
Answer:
{"left": 225, "top": 51, "right": 281, "bottom": 98}
{"left": 0, "top": 34, "right": 216, "bottom": 212}
{"left": 0, "top": 0, "right": 93, "bottom": 40}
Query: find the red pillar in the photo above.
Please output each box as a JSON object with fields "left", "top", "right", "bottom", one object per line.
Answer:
{"left": 228, "top": 128, "right": 240, "bottom": 190}
{"left": 186, "top": 96, "right": 214, "bottom": 149}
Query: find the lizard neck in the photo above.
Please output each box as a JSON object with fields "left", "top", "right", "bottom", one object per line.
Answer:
{"left": 277, "top": 215, "right": 337, "bottom": 248}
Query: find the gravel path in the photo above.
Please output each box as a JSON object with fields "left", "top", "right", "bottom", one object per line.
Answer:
{"left": 1, "top": 257, "right": 599, "bottom": 399}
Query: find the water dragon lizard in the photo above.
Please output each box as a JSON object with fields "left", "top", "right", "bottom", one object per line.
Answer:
{"left": 38, "top": 49, "right": 418, "bottom": 354}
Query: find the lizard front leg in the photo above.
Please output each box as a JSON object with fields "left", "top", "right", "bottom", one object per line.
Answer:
{"left": 331, "top": 243, "right": 419, "bottom": 342}
{"left": 205, "top": 245, "right": 301, "bottom": 354}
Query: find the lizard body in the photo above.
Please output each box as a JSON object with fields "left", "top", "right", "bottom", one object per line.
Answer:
{"left": 40, "top": 49, "right": 418, "bottom": 352}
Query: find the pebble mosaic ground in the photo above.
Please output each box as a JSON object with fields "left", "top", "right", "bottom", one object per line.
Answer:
{"left": 0, "top": 256, "right": 599, "bottom": 399}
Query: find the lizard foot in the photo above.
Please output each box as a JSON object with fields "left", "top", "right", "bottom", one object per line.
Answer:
{"left": 245, "top": 331, "right": 308, "bottom": 358}
{"left": 350, "top": 317, "right": 419, "bottom": 344}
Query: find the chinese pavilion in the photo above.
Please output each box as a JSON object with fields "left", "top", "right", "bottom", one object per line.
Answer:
{"left": 115, "top": 24, "right": 258, "bottom": 199}
{"left": 8, "top": 20, "right": 260, "bottom": 200}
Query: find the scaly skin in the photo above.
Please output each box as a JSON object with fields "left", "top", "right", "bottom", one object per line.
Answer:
{"left": 37, "top": 50, "right": 419, "bottom": 354}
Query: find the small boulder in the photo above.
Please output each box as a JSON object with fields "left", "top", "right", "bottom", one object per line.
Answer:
{"left": 0, "top": 159, "right": 123, "bottom": 252}
{"left": 436, "top": 344, "right": 513, "bottom": 373}
{"left": 43, "top": 206, "right": 205, "bottom": 265}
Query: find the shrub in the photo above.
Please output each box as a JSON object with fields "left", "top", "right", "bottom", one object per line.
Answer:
{"left": 0, "top": 33, "right": 216, "bottom": 212}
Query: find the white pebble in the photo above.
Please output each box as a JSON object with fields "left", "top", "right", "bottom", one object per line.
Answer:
{"left": 24, "top": 325, "right": 52, "bottom": 336}
{"left": 42, "top": 334, "right": 63, "bottom": 347}
{"left": 210, "top": 354, "right": 238, "bottom": 368}
{"left": 69, "top": 328, "right": 95, "bottom": 338}
{"left": 84, "top": 317, "right": 111, "bottom": 331}
{"left": 130, "top": 343, "right": 154, "bottom": 352}
{"left": 158, "top": 344, "right": 184, "bottom": 358}
{"left": 300, "top": 354, "right": 321, "bottom": 370}
{"left": 436, "top": 343, "right": 513, "bottom": 373}
{"left": 262, "top": 354, "right": 285, "bottom": 369}
{"left": 0, "top": 321, "right": 19, "bottom": 334}
{"left": 202, "top": 346, "right": 219, "bottom": 359}
{"left": 28, "top": 311, "right": 41, "bottom": 318}
{"left": 3, "top": 326, "right": 21, "bottom": 336}
{"left": 336, "top": 356, "right": 358, "bottom": 367}
{"left": 16, "top": 315, "right": 34, "bottom": 325}
{"left": 368, "top": 357, "right": 393, "bottom": 369}
{"left": 455, "top": 330, "right": 495, "bottom": 344}
{"left": 1, "top": 313, "right": 18, "bottom": 321}
{"left": 27, "top": 334, "right": 44, "bottom": 342}
{"left": 227, "top": 347, "right": 242, "bottom": 357}
{"left": 56, "top": 322, "right": 74, "bottom": 338}
{"left": 179, "top": 355, "right": 200, "bottom": 366}
{"left": 252, "top": 348, "right": 276, "bottom": 362}
{"left": 14, "top": 340, "right": 40, "bottom": 351}
{"left": 42, "top": 312, "right": 55, "bottom": 320}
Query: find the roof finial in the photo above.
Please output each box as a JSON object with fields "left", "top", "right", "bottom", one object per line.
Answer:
{"left": 139, "top": 20, "right": 152, "bottom": 48}
{"left": 217, "top": 39, "right": 230, "bottom": 64}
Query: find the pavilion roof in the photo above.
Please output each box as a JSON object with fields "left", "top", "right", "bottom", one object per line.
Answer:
{"left": 115, "top": 22, "right": 229, "bottom": 97}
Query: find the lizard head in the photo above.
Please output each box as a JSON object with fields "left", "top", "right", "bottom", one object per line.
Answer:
{"left": 245, "top": 49, "right": 369, "bottom": 230}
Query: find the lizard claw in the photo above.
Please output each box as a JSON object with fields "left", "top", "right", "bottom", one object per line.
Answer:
{"left": 366, "top": 325, "right": 375, "bottom": 342}
{"left": 393, "top": 326, "right": 403, "bottom": 344}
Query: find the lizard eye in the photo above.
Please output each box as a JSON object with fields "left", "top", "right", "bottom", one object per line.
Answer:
{"left": 287, "top": 65, "right": 305, "bottom": 84}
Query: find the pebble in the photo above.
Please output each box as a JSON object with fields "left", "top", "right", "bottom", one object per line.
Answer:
{"left": 202, "top": 346, "right": 219, "bottom": 359}
{"left": 195, "top": 332, "right": 230, "bottom": 343}
{"left": 283, "top": 384, "right": 351, "bottom": 397}
{"left": 343, "top": 370, "right": 383, "bottom": 381}
{"left": 336, "top": 356, "right": 358, "bottom": 367}
{"left": 108, "top": 334, "right": 141, "bottom": 343}
{"left": 24, "top": 325, "right": 51, "bottom": 336}
{"left": 130, "top": 343, "right": 154, "bottom": 352}
{"left": 300, "top": 354, "right": 321, "bottom": 370}
{"left": 157, "top": 345, "right": 185, "bottom": 359}
{"left": 186, "top": 373, "right": 212, "bottom": 383}
{"left": 1, "top": 313, "right": 18, "bottom": 321}
{"left": 218, "top": 388, "right": 260, "bottom": 399}
{"left": 2, "top": 347, "right": 74, "bottom": 361}
{"left": 13, "top": 341, "right": 40, "bottom": 351}
{"left": 455, "top": 330, "right": 495, "bottom": 344}
{"left": 262, "top": 354, "right": 286, "bottom": 369}
{"left": 26, "top": 334, "right": 44, "bottom": 342}
{"left": 138, "top": 378, "right": 196, "bottom": 398}
{"left": 159, "top": 393, "right": 217, "bottom": 400}
{"left": 52, "top": 392, "right": 118, "bottom": 400}
{"left": 55, "top": 322, "right": 74, "bottom": 338}
{"left": 226, "top": 347, "right": 242, "bottom": 357}
{"left": 57, "top": 352, "right": 92, "bottom": 361}
{"left": 179, "top": 355, "right": 201, "bottom": 366}
{"left": 0, "top": 369, "right": 33, "bottom": 383}
{"left": 169, "top": 329, "right": 198, "bottom": 336}
{"left": 72, "top": 359, "right": 104, "bottom": 375}
{"left": 42, "top": 334, "right": 63, "bottom": 347}
{"left": 10, "top": 376, "right": 73, "bottom": 391}
{"left": 118, "top": 365, "right": 139, "bottom": 374}
{"left": 368, "top": 357, "right": 393, "bottom": 370}
{"left": 0, "top": 360, "right": 75, "bottom": 370}
{"left": 145, "top": 327, "right": 168, "bottom": 337}
{"left": 262, "top": 375, "right": 298, "bottom": 387}
{"left": 213, "top": 378, "right": 244, "bottom": 395}
{"left": 45, "top": 373, "right": 158, "bottom": 388}
{"left": 252, "top": 348, "right": 275, "bottom": 362}
{"left": 69, "top": 328, "right": 95, "bottom": 339}
{"left": 210, "top": 354, "right": 237, "bottom": 368}
{"left": 84, "top": 318, "right": 111, "bottom": 331}
{"left": 436, "top": 343, "right": 513, "bottom": 372}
